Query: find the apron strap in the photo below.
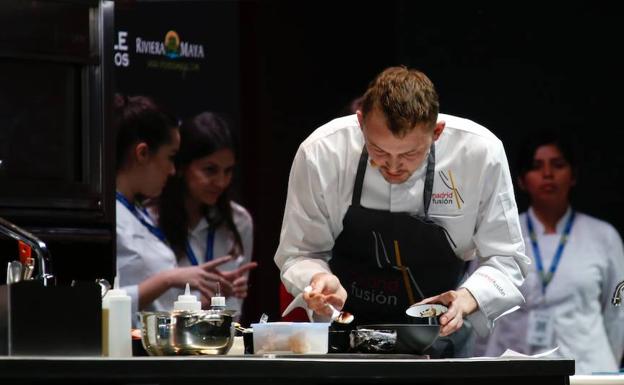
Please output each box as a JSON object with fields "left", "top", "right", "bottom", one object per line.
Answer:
{"left": 351, "top": 146, "right": 369, "bottom": 207}
{"left": 423, "top": 143, "right": 435, "bottom": 218}
{"left": 352, "top": 143, "right": 437, "bottom": 216}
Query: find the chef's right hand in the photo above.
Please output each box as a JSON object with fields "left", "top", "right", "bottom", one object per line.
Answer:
{"left": 304, "top": 272, "right": 347, "bottom": 317}
{"left": 169, "top": 255, "right": 234, "bottom": 305}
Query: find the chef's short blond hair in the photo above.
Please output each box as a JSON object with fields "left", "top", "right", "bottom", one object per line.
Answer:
{"left": 361, "top": 66, "right": 439, "bottom": 137}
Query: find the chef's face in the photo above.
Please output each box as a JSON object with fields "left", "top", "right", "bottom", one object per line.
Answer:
{"left": 519, "top": 144, "right": 576, "bottom": 206}
{"left": 357, "top": 108, "right": 444, "bottom": 184}
{"left": 184, "top": 148, "right": 235, "bottom": 206}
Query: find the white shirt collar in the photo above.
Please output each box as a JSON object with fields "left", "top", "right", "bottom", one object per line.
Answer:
{"left": 189, "top": 216, "right": 210, "bottom": 237}
{"left": 528, "top": 206, "right": 573, "bottom": 234}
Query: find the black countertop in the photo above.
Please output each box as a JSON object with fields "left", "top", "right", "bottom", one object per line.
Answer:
{"left": 0, "top": 354, "right": 574, "bottom": 385}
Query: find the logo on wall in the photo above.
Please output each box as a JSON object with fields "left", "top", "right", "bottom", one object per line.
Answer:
{"left": 114, "top": 31, "right": 130, "bottom": 67}
{"left": 432, "top": 170, "right": 464, "bottom": 209}
{"left": 114, "top": 29, "right": 206, "bottom": 72}
{"left": 164, "top": 31, "right": 180, "bottom": 58}
{"left": 135, "top": 30, "right": 205, "bottom": 60}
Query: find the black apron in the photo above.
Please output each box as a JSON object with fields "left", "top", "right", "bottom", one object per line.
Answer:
{"left": 329, "top": 145, "right": 468, "bottom": 356}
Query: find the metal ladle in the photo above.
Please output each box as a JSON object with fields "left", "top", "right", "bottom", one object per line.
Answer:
{"left": 326, "top": 302, "right": 354, "bottom": 324}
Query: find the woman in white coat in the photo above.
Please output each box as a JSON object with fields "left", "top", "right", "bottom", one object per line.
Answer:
{"left": 476, "top": 130, "right": 624, "bottom": 374}
{"left": 115, "top": 96, "right": 235, "bottom": 318}
{"left": 157, "top": 112, "right": 257, "bottom": 318}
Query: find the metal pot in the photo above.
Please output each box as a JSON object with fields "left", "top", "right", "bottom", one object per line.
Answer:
{"left": 139, "top": 310, "right": 234, "bottom": 355}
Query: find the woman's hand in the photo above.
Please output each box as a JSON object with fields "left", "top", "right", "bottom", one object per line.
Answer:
{"left": 168, "top": 255, "right": 234, "bottom": 305}
{"left": 219, "top": 261, "right": 258, "bottom": 299}
{"left": 416, "top": 288, "right": 478, "bottom": 336}
{"left": 303, "top": 272, "right": 347, "bottom": 317}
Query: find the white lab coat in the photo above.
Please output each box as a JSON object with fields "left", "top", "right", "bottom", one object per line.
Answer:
{"left": 274, "top": 113, "right": 530, "bottom": 336}
{"left": 116, "top": 200, "right": 179, "bottom": 324}
{"left": 474, "top": 208, "right": 624, "bottom": 374}
{"left": 180, "top": 202, "right": 254, "bottom": 318}
{"left": 116, "top": 200, "right": 253, "bottom": 322}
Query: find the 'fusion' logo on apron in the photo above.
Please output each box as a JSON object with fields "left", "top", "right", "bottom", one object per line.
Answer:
{"left": 432, "top": 170, "right": 464, "bottom": 209}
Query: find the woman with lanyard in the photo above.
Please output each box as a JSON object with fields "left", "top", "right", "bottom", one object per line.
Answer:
{"left": 115, "top": 96, "right": 235, "bottom": 320}
{"left": 156, "top": 111, "right": 257, "bottom": 320}
{"left": 473, "top": 129, "right": 624, "bottom": 374}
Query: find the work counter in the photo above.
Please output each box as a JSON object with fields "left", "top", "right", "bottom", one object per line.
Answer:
{"left": 0, "top": 354, "right": 574, "bottom": 385}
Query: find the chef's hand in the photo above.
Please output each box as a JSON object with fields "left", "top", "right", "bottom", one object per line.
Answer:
{"left": 304, "top": 272, "right": 347, "bottom": 317}
{"left": 417, "top": 288, "right": 478, "bottom": 337}
{"left": 169, "top": 255, "right": 234, "bottom": 305}
{"left": 218, "top": 261, "right": 258, "bottom": 299}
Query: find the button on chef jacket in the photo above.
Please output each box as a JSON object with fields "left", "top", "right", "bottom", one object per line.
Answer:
{"left": 274, "top": 114, "right": 530, "bottom": 336}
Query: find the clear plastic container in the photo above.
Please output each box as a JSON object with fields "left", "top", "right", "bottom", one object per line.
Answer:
{"left": 251, "top": 322, "right": 330, "bottom": 354}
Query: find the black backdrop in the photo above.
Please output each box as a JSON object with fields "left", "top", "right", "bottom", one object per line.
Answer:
{"left": 115, "top": 1, "right": 623, "bottom": 326}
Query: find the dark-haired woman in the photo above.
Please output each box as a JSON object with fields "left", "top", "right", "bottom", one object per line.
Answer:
{"left": 475, "top": 130, "right": 624, "bottom": 374}
{"left": 157, "top": 112, "right": 257, "bottom": 318}
{"left": 115, "top": 97, "right": 234, "bottom": 318}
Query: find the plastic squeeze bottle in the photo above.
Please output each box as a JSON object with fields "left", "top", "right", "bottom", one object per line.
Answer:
{"left": 174, "top": 283, "right": 202, "bottom": 311}
{"left": 210, "top": 282, "right": 227, "bottom": 311}
{"left": 102, "top": 276, "right": 132, "bottom": 357}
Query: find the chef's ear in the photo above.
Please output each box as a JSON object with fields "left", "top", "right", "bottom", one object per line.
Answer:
{"left": 433, "top": 121, "right": 445, "bottom": 141}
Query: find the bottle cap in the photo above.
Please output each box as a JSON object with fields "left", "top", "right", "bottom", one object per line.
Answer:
{"left": 210, "top": 282, "right": 226, "bottom": 308}
{"left": 174, "top": 283, "right": 202, "bottom": 311}
{"left": 105, "top": 276, "right": 128, "bottom": 298}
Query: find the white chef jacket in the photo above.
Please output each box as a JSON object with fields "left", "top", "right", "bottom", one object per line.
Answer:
{"left": 474, "top": 208, "right": 624, "bottom": 374}
{"left": 178, "top": 202, "right": 254, "bottom": 319}
{"left": 116, "top": 200, "right": 179, "bottom": 324}
{"left": 274, "top": 113, "right": 530, "bottom": 336}
{"left": 117, "top": 200, "right": 254, "bottom": 322}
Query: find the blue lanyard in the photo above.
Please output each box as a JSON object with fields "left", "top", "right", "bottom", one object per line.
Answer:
{"left": 115, "top": 191, "right": 167, "bottom": 243}
{"left": 185, "top": 227, "right": 215, "bottom": 266}
{"left": 526, "top": 210, "right": 575, "bottom": 294}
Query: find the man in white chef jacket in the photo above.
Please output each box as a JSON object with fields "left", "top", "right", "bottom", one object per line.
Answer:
{"left": 274, "top": 66, "right": 529, "bottom": 356}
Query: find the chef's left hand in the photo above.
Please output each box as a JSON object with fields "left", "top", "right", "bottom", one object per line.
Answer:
{"left": 417, "top": 288, "right": 478, "bottom": 337}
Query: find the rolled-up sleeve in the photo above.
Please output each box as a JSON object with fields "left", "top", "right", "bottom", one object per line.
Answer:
{"left": 460, "top": 141, "right": 530, "bottom": 337}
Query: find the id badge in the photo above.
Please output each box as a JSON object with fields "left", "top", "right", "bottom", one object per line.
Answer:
{"left": 526, "top": 309, "right": 554, "bottom": 348}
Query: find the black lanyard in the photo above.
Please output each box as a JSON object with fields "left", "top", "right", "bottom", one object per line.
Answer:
{"left": 526, "top": 210, "right": 575, "bottom": 294}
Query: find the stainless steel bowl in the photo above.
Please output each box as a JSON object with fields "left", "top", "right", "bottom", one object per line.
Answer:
{"left": 139, "top": 310, "right": 234, "bottom": 355}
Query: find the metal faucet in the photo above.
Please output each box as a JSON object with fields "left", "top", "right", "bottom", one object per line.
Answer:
{"left": 0, "top": 216, "right": 55, "bottom": 286}
{"left": 612, "top": 280, "right": 624, "bottom": 306}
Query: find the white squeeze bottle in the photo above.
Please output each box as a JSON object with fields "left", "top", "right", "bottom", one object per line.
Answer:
{"left": 102, "top": 276, "right": 132, "bottom": 357}
{"left": 174, "top": 283, "right": 202, "bottom": 311}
